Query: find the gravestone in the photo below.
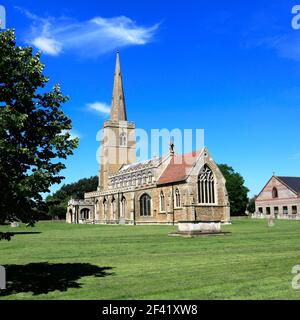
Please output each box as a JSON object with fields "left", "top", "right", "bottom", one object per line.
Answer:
{"left": 0, "top": 266, "right": 5, "bottom": 290}
{"left": 10, "top": 222, "right": 19, "bottom": 228}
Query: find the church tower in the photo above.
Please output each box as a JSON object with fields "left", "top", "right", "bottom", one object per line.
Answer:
{"left": 98, "top": 52, "right": 136, "bottom": 190}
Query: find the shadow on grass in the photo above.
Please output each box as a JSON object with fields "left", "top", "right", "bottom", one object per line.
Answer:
{"left": 0, "top": 262, "right": 114, "bottom": 296}
{"left": 0, "top": 232, "right": 41, "bottom": 241}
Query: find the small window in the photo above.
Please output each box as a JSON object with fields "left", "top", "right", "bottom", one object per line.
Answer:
{"left": 258, "top": 207, "right": 263, "bottom": 213}
{"left": 266, "top": 207, "right": 271, "bottom": 215}
{"left": 160, "top": 191, "right": 165, "bottom": 212}
{"left": 292, "top": 206, "right": 297, "bottom": 215}
{"left": 274, "top": 207, "right": 279, "bottom": 215}
{"left": 175, "top": 188, "right": 181, "bottom": 208}
{"left": 120, "top": 132, "right": 126, "bottom": 146}
{"left": 272, "top": 187, "right": 278, "bottom": 198}
{"left": 283, "top": 206, "right": 288, "bottom": 215}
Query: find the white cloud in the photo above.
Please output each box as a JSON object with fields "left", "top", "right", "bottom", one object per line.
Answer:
{"left": 87, "top": 102, "right": 111, "bottom": 115}
{"left": 61, "top": 129, "right": 81, "bottom": 140}
{"left": 32, "top": 36, "right": 62, "bottom": 56}
{"left": 17, "top": 8, "right": 160, "bottom": 57}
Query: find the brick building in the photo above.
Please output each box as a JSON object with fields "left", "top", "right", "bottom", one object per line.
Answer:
{"left": 254, "top": 176, "right": 300, "bottom": 220}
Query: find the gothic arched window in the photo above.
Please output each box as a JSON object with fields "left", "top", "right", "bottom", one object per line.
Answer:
{"left": 175, "top": 188, "right": 181, "bottom": 208}
{"left": 272, "top": 187, "right": 278, "bottom": 198}
{"left": 120, "top": 132, "right": 126, "bottom": 146}
{"left": 198, "top": 165, "right": 215, "bottom": 204}
{"left": 140, "top": 194, "right": 151, "bottom": 216}
{"left": 160, "top": 191, "right": 165, "bottom": 212}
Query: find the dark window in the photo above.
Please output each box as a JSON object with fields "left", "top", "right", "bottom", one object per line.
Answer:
{"left": 274, "top": 207, "right": 279, "bottom": 215}
{"left": 283, "top": 206, "right": 288, "bottom": 215}
{"left": 80, "top": 208, "right": 90, "bottom": 220}
{"left": 266, "top": 207, "right": 271, "bottom": 215}
{"left": 258, "top": 207, "right": 263, "bottom": 213}
{"left": 140, "top": 194, "right": 151, "bottom": 216}
{"left": 198, "top": 165, "right": 215, "bottom": 204}
{"left": 272, "top": 187, "right": 278, "bottom": 198}
{"left": 292, "top": 206, "right": 297, "bottom": 215}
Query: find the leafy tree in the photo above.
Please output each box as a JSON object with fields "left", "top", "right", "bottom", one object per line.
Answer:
{"left": 0, "top": 30, "right": 78, "bottom": 239}
{"left": 247, "top": 195, "right": 257, "bottom": 214}
{"left": 218, "top": 164, "right": 249, "bottom": 216}
{"left": 46, "top": 176, "right": 98, "bottom": 219}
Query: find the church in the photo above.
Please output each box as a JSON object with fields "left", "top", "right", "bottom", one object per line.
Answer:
{"left": 254, "top": 175, "right": 300, "bottom": 220}
{"left": 66, "top": 52, "right": 230, "bottom": 225}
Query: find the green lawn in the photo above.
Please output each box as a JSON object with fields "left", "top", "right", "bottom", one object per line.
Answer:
{"left": 0, "top": 218, "right": 300, "bottom": 300}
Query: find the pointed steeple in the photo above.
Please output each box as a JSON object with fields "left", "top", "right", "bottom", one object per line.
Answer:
{"left": 110, "top": 51, "right": 127, "bottom": 121}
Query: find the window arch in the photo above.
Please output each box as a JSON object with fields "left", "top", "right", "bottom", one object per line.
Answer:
{"left": 120, "top": 132, "right": 126, "bottom": 146}
{"left": 160, "top": 191, "right": 165, "bottom": 212}
{"left": 140, "top": 194, "right": 151, "bottom": 216}
{"left": 198, "top": 165, "right": 215, "bottom": 204}
{"left": 272, "top": 187, "right": 278, "bottom": 198}
{"left": 175, "top": 188, "right": 181, "bottom": 208}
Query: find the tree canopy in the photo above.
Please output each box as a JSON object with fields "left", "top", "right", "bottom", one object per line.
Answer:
{"left": 218, "top": 164, "right": 249, "bottom": 216}
{"left": 0, "top": 29, "right": 78, "bottom": 238}
{"left": 46, "top": 176, "right": 98, "bottom": 219}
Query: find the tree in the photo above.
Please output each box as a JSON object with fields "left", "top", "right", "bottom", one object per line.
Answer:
{"left": 0, "top": 30, "right": 78, "bottom": 239}
{"left": 218, "top": 164, "right": 249, "bottom": 216}
{"left": 247, "top": 195, "right": 257, "bottom": 214}
{"left": 46, "top": 176, "right": 98, "bottom": 219}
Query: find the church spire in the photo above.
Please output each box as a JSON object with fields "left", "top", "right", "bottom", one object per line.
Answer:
{"left": 110, "top": 51, "right": 127, "bottom": 121}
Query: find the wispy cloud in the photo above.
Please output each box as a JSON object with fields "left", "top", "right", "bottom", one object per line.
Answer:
{"left": 87, "top": 102, "right": 111, "bottom": 116}
{"left": 16, "top": 7, "right": 160, "bottom": 57}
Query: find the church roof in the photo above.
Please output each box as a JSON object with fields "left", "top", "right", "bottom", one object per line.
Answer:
{"left": 157, "top": 150, "right": 203, "bottom": 185}
{"left": 277, "top": 176, "right": 300, "bottom": 193}
{"left": 117, "top": 157, "right": 162, "bottom": 174}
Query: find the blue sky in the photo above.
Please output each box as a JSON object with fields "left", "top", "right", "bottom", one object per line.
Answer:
{"left": 2, "top": 0, "right": 300, "bottom": 197}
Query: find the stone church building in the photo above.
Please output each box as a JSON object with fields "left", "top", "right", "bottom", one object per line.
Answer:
{"left": 67, "top": 53, "right": 230, "bottom": 225}
{"left": 254, "top": 175, "right": 300, "bottom": 220}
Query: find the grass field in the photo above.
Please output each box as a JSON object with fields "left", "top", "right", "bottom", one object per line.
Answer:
{"left": 1, "top": 218, "right": 300, "bottom": 300}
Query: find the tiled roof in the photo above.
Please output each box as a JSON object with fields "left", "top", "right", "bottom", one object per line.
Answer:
{"left": 277, "top": 176, "right": 300, "bottom": 193}
{"left": 157, "top": 150, "right": 203, "bottom": 185}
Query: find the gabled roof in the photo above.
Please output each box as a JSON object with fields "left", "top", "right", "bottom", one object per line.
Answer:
{"left": 157, "top": 149, "right": 203, "bottom": 186}
{"left": 277, "top": 176, "right": 300, "bottom": 193}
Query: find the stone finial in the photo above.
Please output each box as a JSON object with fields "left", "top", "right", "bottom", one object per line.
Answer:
{"left": 169, "top": 138, "right": 175, "bottom": 155}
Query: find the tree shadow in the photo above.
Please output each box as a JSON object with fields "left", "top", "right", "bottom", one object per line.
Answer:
{"left": 0, "top": 232, "right": 41, "bottom": 241}
{"left": 0, "top": 262, "right": 114, "bottom": 296}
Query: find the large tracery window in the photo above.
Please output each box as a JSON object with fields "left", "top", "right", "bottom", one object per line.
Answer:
{"left": 198, "top": 165, "right": 215, "bottom": 204}
{"left": 140, "top": 194, "right": 151, "bottom": 216}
